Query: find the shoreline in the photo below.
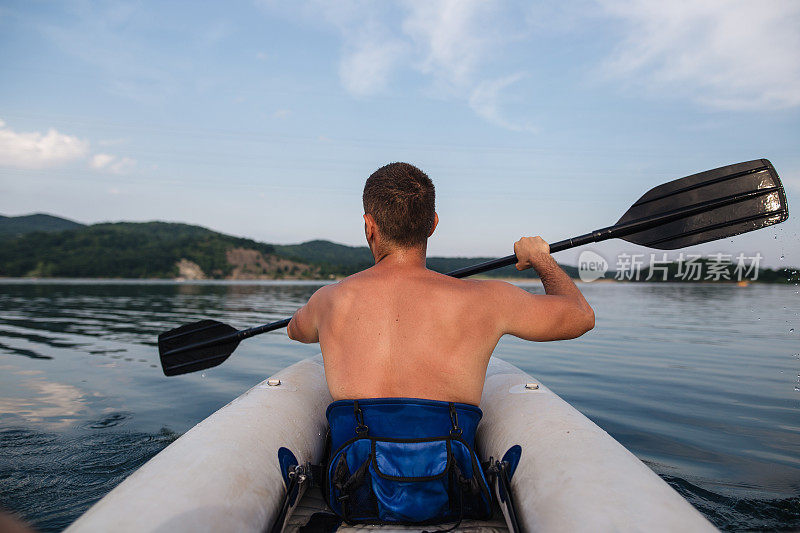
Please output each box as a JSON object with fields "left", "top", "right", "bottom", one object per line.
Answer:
{"left": 0, "top": 276, "right": 784, "bottom": 285}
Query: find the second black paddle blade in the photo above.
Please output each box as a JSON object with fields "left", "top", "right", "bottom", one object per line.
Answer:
{"left": 617, "top": 159, "right": 788, "bottom": 249}
{"left": 158, "top": 319, "right": 240, "bottom": 376}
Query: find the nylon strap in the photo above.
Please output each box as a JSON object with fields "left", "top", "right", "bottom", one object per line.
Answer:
{"left": 353, "top": 400, "right": 368, "bottom": 436}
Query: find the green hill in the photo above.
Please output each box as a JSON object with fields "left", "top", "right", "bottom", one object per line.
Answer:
{"left": 0, "top": 217, "right": 570, "bottom": 279}
{"left": 0, "top": 221, "right": 312, "bottom": 279}
{"left": 0, "top": 213, "right": 85, "bottom": 238}
{"left": 274, "top": 240, "right": 374, "bottom": 274}
{"left": 1, "top": 215, "right": 791, "bottom": 282}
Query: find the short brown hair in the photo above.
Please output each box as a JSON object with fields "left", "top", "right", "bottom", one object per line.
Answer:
{"left": 363, "top": 162, "right": 436, "bottom": 247}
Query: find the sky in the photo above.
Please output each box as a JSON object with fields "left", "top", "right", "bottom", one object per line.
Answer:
{"left": 0, "top": 0, "right": 798, "bottom": 268}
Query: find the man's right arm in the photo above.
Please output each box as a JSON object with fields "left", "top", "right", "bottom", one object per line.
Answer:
{"left": 486, "top": 236, "right": 595, "bottom": 341}
{"left": 287, "top": 285, "right": 331, "bottom": 344}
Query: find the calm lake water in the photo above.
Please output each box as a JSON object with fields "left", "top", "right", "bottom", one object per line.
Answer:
{"left": 0, "top": 280, "right": 798, "bottom": 531}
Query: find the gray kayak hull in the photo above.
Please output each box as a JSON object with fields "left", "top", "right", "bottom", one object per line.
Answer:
{"left": 66, "top": 355, "right": 716, "bottom": 532}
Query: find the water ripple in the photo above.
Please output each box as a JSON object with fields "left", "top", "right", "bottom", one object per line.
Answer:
{"left": 0, "top": 426, "right": 179, "bottom": 533}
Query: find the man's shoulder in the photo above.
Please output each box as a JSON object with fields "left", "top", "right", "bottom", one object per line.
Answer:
{"left": 427, "top": 271, "right": 510, "bottom": 289}
{"left": 454, "top": 278, "right": 525, "bottom": 302}
{"left": 334, "top": 268, "right": 372, "bottom": 288}
{"left": 317, "top": 272, "right": 365, "bottom": 299}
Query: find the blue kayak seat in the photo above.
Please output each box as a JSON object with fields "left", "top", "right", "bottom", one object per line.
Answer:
{"left": 323, "top": 398, "right": 493, "bottom": 527}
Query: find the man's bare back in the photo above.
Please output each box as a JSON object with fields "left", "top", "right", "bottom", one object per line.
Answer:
{"left": 288, "top": 237, "right": 594, "bottom": 406}
{"left": 288, "top": 163, "right": 592, "bottom": 405}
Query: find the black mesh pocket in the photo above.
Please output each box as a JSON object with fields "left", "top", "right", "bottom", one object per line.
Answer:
{"left": 330, "top": 450, "right": 377, "bottom": 521}
{"left": 347, "top": 464, "right": 378, "bottom": 520}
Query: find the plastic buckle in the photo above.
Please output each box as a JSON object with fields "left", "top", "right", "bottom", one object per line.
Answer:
{"left": 449, "top": 403, "right": 462, "bottom": 437}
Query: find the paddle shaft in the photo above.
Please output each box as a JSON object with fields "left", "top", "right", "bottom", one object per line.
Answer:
{"left": 447, "top": 184, "right": 782, "bottom": 278}
{"left": 165, "top": 183, "right": 783, "bottom": 356}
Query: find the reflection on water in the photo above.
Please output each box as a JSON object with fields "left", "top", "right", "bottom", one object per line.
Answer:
{"left": 0, "top": 373, "right": 88, "bottom": 428}
{"left": 0, "top": 280, "right": 798, "bottom": 531}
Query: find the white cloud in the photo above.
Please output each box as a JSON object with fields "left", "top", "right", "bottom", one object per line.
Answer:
{"left": 401, "top": 0, "right": 503, "bottom": 90}
{"left": 340, "top": 37, "right": 406, "bottom": 96}
{"left": 400, "top": 2, "right": 539, "bottom": 130}
{"left": 0, "top": 119, "right": 137, "bottom": 174}
{"left": 90, "top": 153, "right": 136, "bottom": 174}
{"left": 286, "top": 0, "right": 409, "bottom": 96}
{"left": 0, "top": 119, "right": 90, "bottom": 169}
{"left": 598, "top": 0, "right": 800, "bottom": 110}
{"left": 273, "top": 109, "right": 292, "bottom": 118}
{"left": 90, "top": 153, "right": 115, "bottom": 169}
{"left": 262, "top": 0, "right": 800, "bottom": 126}
{"left": 270, "top": 0, "right": 532, "bottom": 130}
{"left": 112, "top": 157, "right": 136, "bottom": 174}
{"left": 469, "top": 74, "right": 536, "bottom": 132}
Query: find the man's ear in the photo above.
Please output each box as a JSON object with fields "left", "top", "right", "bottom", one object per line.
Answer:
{"left": 429, "top": 212, "right": 439, "bottom": 237}
{"left": 364, "top": 213, "right": 377, "bottom": 243}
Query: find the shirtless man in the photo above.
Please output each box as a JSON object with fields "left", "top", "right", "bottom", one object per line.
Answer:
{"left": 287, "top": 162, "right": 594, "bottom": 406}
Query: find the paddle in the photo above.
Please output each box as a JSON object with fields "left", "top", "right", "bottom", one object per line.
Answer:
{"left": 158, "top": 159, "right": 788, "bottom": 376}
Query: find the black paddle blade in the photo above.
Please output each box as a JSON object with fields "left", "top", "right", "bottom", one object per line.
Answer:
{"left": 158, "top": 319, "right": 240, "bottom": 376}
{"left": 617, "top": 159, "right": 788, "bottom": 249}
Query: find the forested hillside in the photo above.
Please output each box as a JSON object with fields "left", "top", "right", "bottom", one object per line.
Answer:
{"left": 0, "top": 222, "right": 311, "bottom": 279}
{"left": 0, "top": 213, "right": 85, "bottom": 238}
{"left": 0, "top": 215, "right": 793, "bottom": 282}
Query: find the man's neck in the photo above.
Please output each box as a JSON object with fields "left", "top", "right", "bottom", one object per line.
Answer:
{"left": 373, "top": 244, "right": 427, "bottom": 270}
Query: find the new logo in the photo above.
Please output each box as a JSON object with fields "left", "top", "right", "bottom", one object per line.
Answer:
{"left": 578, "top": 250, "right": 608, "bottom": 282}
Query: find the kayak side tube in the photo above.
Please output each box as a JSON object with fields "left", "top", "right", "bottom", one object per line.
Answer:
{"left": 66, "top": 357, "right": 332, "bottom": 533}
{"left": 67, "top": 355, "right": 717, "bottom": 533}
{"left": 477, "top": 357, "right": 717, "bottom": 532}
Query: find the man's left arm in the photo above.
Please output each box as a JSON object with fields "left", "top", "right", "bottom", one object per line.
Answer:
{"left": 287, "top": 287, "right": 327, "bottom": 343}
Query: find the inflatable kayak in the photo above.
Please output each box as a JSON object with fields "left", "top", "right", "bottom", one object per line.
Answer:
{"left": 65, "top": 355, "right": 716, "bottom": 532}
